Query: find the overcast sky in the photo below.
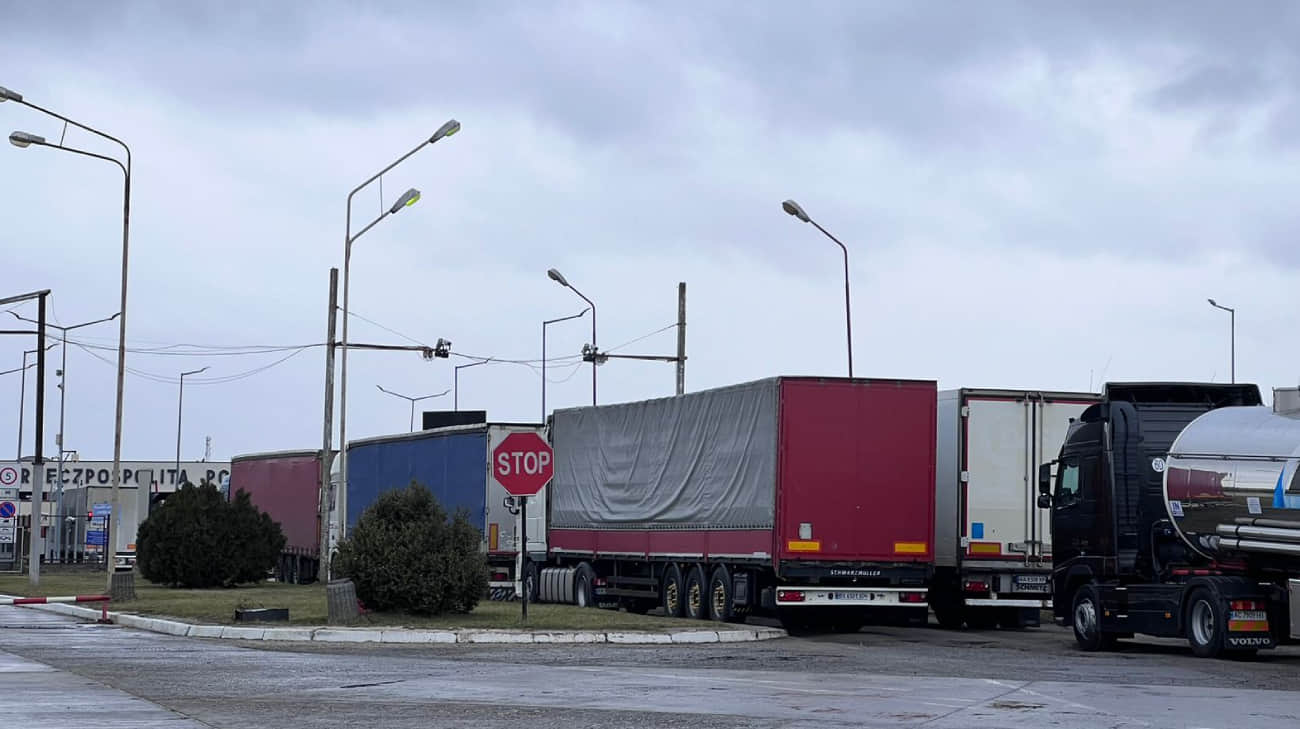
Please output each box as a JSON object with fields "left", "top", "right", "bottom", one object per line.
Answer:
{"left": 3, "top": 1, "right": 1299, "bottom": 462}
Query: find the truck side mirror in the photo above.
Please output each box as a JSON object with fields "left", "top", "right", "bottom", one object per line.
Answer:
{"left": 1037, "top": 462, "right": 1053, "bottom": 496}
{"left": 1037, "top": 493, "right": 1052, "bottom": 509}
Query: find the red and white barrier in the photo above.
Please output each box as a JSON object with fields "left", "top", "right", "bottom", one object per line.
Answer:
{"left": 1, "top": 594, "right": 112, "bottom": 623}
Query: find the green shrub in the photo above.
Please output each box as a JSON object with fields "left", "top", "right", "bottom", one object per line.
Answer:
{"left": 334, "top": 481, "right": 487, "bottom": 615}
{"left": 136, "top": 480, "right": 286, "bottom": 588}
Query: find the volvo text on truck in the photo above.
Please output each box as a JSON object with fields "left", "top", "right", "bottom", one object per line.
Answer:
{"left": 531, "top": 376, "right": 937, "bottom": 632}
{"left": 1043, "top": 382, "right": 1300, "bottom": 658}
{"left": 931, "top": 388, "right": 1099, "bottom": 629}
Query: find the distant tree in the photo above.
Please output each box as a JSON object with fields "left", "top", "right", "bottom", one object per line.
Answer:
{"left": 334, "top": 481, "right": 487, "bottom": 615}
{"left": 136, "top": 481, "right": 285, "bottom": 588}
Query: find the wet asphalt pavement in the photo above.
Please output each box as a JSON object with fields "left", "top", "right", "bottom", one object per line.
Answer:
{"left": 2, "top": 606, "right": 1299, "bottom": 728}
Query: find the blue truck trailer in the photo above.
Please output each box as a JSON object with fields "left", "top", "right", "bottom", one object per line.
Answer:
{"left": 345, "top": 423, "right": 548, "bottom": 598}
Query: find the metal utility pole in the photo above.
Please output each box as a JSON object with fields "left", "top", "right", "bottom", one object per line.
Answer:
{"left": 318, "top": 267, "right": 338, "bottom": 582}
{"left": 676, "top": 282, "right": 686, "bottom": 396}
{"left": 29, "top": 293, "right": 48, "bottom": 586}
{"left": 0, "top": 288, "right": 51, "bottom": 583}
{"left": 542, "top": 308, "right": 588, "bottom": 421}
{"left": 1207, "top": 299, "right": 1236, "bottom": 384}
{"left": 782, "top": 199, "right": 854, "bottom": 377}
{"left": 10, "top": 310, "right": 118, "bottom": 562}
{"left": 175, "top": 367, "right": 209, "bottom": 485}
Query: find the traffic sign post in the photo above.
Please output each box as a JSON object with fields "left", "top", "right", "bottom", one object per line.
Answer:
{"left": 491, "top": 432, "right": 555, "bottom": 621}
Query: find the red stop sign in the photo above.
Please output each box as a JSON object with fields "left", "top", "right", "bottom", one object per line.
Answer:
{"left": 492, "top": 432, "right": 554, "bottom": 496}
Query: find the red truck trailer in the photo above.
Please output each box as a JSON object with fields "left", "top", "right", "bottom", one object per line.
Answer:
{"left": 228, "top": 449, "right": 329, "bottom": 584}
{"left": 534, "top": 376, "right": 937, "bottom": 631}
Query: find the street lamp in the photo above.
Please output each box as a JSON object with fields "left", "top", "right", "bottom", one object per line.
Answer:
{"left": 542, "top": 308, "right": 589, "bottom": 421}
{"left": 14, "top": 343, "right": 57, "bottom": 461}
{"left": 5, "top": 84, "right": 133, "bottom": 591}
{"left": 782, "top": 199, "right": 854, "bottom": 377}
{"left": 1208, "top": 298, "right": 1236, "bottom": 384}
{"left": 338, "top": 118, "right": 460, "bottom": 551}
{"left": 547, "top": 268, "right": 598, "bottom": 405}
{"left": 176, "top": 367, "right": 209, "bottom": 484}
{"left": 454, "top": 358, "right": 494, "bottom": 411}
{"left": 11, "top": 310, "right": 119, "bottom": 561}
{"left": 376, "top": 385, "right": 450, "bottom": 432}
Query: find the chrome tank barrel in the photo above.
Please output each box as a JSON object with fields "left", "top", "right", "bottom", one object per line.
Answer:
{"left": 1163, "top": 404, "right": 1300, "bottom": 561}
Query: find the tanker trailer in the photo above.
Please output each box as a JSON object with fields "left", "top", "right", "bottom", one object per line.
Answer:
{"left": 1041, "top": 382, "right": 1300, "bottom": 658}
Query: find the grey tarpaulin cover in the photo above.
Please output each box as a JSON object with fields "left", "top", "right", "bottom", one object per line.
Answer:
{"left": 550, "top": 377, "right": 779, "bottom": 530}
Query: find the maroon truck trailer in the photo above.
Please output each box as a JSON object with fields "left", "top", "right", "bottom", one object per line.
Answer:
{"left": 228, "top": 449, "right": 328, "bottom": 584}
{"left": 533, "top": 376, "right": 937, "bottom": 631}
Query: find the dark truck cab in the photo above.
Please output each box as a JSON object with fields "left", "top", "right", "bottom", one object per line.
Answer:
{"left": 1039, "top": 382, "right": 1290, "bottom": 658}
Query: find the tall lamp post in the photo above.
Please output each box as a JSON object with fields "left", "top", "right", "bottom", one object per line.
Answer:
{"left": 376, "top": 385, "right": 449, "bottom": 432}
{"left": 14, "top": 343, "right": 57, "bottom": 462}
{"left": 542, "top": 308, "right": 589, "bottom": 421}
{"left": 1207, "top": 298, "right": 1236, "bottom": 384}
{"left": 175, "top": 367, "right": 209, "bottom": 484}
{"left": 11, "top": 311, "right": 119, "bottom": 561}
{"left": 5, "top": 84, "right": 133, "bottom": 591}
{"left": 454, "top": 358, "right": 494, "bottom": 411}
{"left": 781, "top": 199, "right": 854, "bottom": 377}
{"left": 338, "top": 118, "right": 460, "bottom": 550}
{"left": 547, "top": 269, "right": 598, "bottom": 405}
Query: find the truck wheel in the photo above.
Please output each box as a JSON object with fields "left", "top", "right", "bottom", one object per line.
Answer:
{"left": 662, "top": 564, "right": 685, "bottom": 617}
{"left": 707, "top": 565, "right": 734, "bottom": 622}
{"left": 1186, "top": 588, "right": 1226, "bottom": 659}
{"left": 574, "top": 563, "right": 596, "bottom": 608}
{"left": 932, "top": 597, "right": 964, "bottom": 630}
{"left": 1071, "top": 584, "right": 1108, "bottom": 651}
{"left": 684, "top": 564, "right": 707, "bottom": 620}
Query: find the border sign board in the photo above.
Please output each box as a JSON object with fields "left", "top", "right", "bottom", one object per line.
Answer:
{"left": 0, "top": 461, "right": 231, "bottom": 492}
{"left": 92, "top": 503, "right": 112, "bottom": 518}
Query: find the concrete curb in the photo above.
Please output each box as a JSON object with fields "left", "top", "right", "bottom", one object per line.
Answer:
{"left": 4, "top": 597, "right": 786, "bottom": 645}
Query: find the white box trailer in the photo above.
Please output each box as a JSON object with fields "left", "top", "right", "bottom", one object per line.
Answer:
{"left": 931, "top": 388, "right": 1099, "bottom": 628}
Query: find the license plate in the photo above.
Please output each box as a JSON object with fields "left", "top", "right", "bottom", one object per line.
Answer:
{"left": 1013, "top": 575, "right": 1048, "bottom": 584}
{"left": 828, "top": 592, "right": 886, "bottom": 601}
{"left": 1231, "top": 610, "right": 1267, "bottom": 622}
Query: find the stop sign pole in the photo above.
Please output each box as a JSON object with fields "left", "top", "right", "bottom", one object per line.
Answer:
{"left": 492, "top": 432, "right": 555, "bottom": 621}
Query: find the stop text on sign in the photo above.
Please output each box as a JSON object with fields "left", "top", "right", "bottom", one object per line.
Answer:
{"left": 490, "top": 431, "right": 554, "bottom": 496}
{"left": 496, "top": 450, "right": 551, "bottom": 476}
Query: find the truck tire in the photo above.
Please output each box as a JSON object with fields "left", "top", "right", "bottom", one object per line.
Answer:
{"left": 662, "top": 564, "right": 685, "bottom": 617}
{"left": 707, "top": 565, "right": 734, "bottom": 622}
{"left": 1071, "top": 584, "right": 1109, "bottom": 651}
{"left": 1185, "top": 588, "right": 1226, "bottom": 659}
{"left": 684, "top": 564, "right": 707, "bottom": 620}
{"left": 574, "top": 563, "right": 596, "bottom": 609}
{"left": 932, "top": 596, "right": 964, "bottom": 630}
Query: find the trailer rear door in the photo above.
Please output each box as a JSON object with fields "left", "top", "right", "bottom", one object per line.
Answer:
{"left": 963, "top": 393, "right": 1096, "bottom": 562}
{"left": 776, "top": 378, "right": 936, "bottom": 563}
